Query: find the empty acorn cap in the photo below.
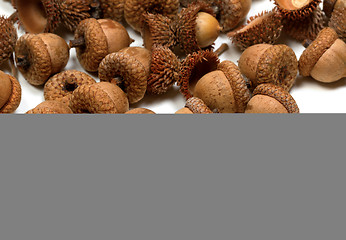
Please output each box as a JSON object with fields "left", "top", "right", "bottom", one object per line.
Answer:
{"left": 245, "top": 83, "right": 299, "bottom": 113}
{"left": 299, "top": 27, "right": 339, "bottom": 77}
{"left": 274, "top": 0, "right": 321, "bottom": 20}
{"left": 125, "top": 108, "right": 156, "bottom": 114}
{"left": 15, "top": 33, "right": 70, "bottom": 86}
{"left": 194, "top": 60, "right": 251, "bottom": 113}
{"left": 26, "top": 100, "right": 73, "bottom": 114}
{"left": 58, "top": 0, "right": 92, "bottom": 32}
{"left": 238, "top": 44, "right": 298, "bottom": 91}
{"left": 69, "top": 82, "right": 129, "bottom": 114}
{"left": 0, "top": 71, "right": 22, "bottom": 114}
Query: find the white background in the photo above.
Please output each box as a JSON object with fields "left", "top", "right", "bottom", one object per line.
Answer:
{"left": 1, "top": 0, "right": 345, "bottom": 113}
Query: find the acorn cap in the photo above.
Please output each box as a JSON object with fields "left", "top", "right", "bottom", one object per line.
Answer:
{"left": 125, "top": 108, "right": 156, "bottom": 114}
{"left": 142, "top": 13, "right": 177, "bottom": 51}
{"left": 219, "top": 0, "right": 252, "bottom": 32}
{"left": 147, "top": 45, "right": 180, "bottom": 95}
{"left": 14, "top": 0, "right": 61, "bottom": 33}
{"left": 44, "top": 70, "right": 96, "bottom": 102}
{"left": 217, "top": 60, "right": 251, "bottom": 113}
{"left": 58, "top": 0, "right": 91, "bottom": 32}
{"left": 299, "top": 27, "right": 339, "bottom": 76}
{"left": 274, "top": 0, "right": 321, "bottom": 20}
{"left": 0, "top": 16, "right": 17, "bottom": 66}
{"left": 178, "top": 49, "right": 220, "bottom": 99}
{"left": 228, "top": 10, "right": 283, "bottom": 50}
{"left": 0, "top": 71, "right": 22, "bottom": 114}
{"left": 252, "top": 83, "right": 299, "bottom": 113}
{"left": 26, "top": 100, "right": 73, "bottom": 114}
{"left": 98, "top": 52, "right": 148, "bottom": 104}
{"left": 239, "top": 44, "right": 298, "bottom": 91}
{"left": 176, "top": 1, "right": 216, "bottom": 54}
{"left": 185, "top": 97, "right": 213, "bottom": 113}
{"left": 124, "top": 0, "right": 179, "bottom": 32}
{"left": 329, "top": 7, "right": 346, "bottom": 41}
{"left": 323, "top": 0, "right": 337, "bottom": 17}
{"left": 69, "top": 82, "right": 129, "bottom": 114}
{"left": 100, "top": 0, "right": 124, "bottom": 22}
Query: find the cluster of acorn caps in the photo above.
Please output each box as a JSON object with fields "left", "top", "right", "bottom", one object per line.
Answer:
{"left": 0, "top": 0, "right": 345, "bottom": 114}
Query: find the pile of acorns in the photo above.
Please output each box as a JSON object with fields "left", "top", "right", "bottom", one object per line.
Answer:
{"left": 0, "top": 0, "right": 345, "bottom": 114}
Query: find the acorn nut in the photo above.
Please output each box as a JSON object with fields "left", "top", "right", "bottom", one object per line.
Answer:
{"left": 15, "top": 33, "right": 70, "bottom": 86}
{"left": 0, "top": 70, "right": 22, "bottom": 114}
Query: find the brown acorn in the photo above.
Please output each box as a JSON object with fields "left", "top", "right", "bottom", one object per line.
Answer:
{"left": 245, "top": 83, "right": 299, "bottom": 113}
{"left": 0, "top": 70, "right": 21, "bottom": 114}
{"left": 175, "top": 97, "right": 213, "bottom": 114}
{"left": 98, "top": 47, "right": 151, "bottom": 104}
{"left": 15, "top": 33, "right": 70, "bottom": 86}
{"left": 125, "top": 108, "right": 156, "bottom": 114}
{"left": 193, "top": 60, "right": 251, "bottom": 113}
{"left": 178, "top": 49, "right": 220, "bottom": 99}
{"left": 0, "top": 15, "right": 17, "bottom": 66}
{"left": 70, "top": 18, "right": 133, "bottom": 72}
{"left": 218, "top": 0, "right": 252, "bottom": 32}
{"left": 273, "top": 0, "right": 321, "bottom": 20}
{"left": 99, "top": 0, "right": 124, "bottom": 22}
{"left": 176, "top": 1, "right": 221, "bottom": 54}
{"left": 124, "top": 0, "right": 180, "bottom": 32}
{"left": 329, "top": 6, "right": 345, "bottom": 41}
{"left": 228, "top": 10, "right": 283, "bottom": 50}
{"left": 13, "top": 0, "right": 61, "bottom": 33}
{"left": 26, "top": 100, "right": 73, "bottom": 114}
{"left": 238, "top": 44, "right": 298, "bottom": 91}
{"left": 69, "top": 82, "right": 129, "bottom": 114}
{"left": 44, "top": 70, "right": 96, "bottom": 102}
{"left": 323, "top": 0, "right": 344, "bottom": 18}
{"left": 299, "top": 27, "right": 346, "bottom": 83}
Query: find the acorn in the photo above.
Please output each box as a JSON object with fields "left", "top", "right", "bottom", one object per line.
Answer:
{"left": 218, "top": 0, "right": 252, "bottom": 32}
{"left": 15, "top": 33, "right": 70, "bottom": 86}
{"left": 98, "top": 47, "right": 151, "bottom": 104}
{"left": 13, "top": 0, "right": 61, "bottom": 33}
{"left": 175, "top": 97, "right": 213, "bottom": 114}
{"left": 44, "top": 70, "right": 97, "bottom": 102}
{"left": 0, "top": 70, "right": 21, "bottom": 114}
{"left": 245, "top": 83, "right": 299, "bottom": 114}
{"left": 125, "top": 108, "right": 156, "bottom": 114}
{"left": 273, "top": 0, "right": 321, "bottom": 20}
{"left": 178, "top": 49, "right": 220, "bottom": 100}
{"left": 238, "top": 44, "right": 298, "bottom": 91}
{"left": 69, "top": 82, "right": 129, "bottom": 114}
{"left": 99, "top": 0, "right": 124, "bottom": 22}
{"left": 193, "top": 60, "right": 251, "bottom": 113}
{"left": 69, "top": 18, "right": 133, "bottom": 72}
{"left": 323, "top": 0, "right": 344, "bottom": 18}
{"left": 228, "top": 10, "right": 283, "bottom": 50}
{"left": 124, "top": 0, "right": 180, "bottom": 32}
{"left": 26, "top": 100, "right": 73, "bottom": 114}
{"left": 299, "top": 27, "right": 346, "bottom": 83}
{"left": 176, "top": 1, "right": 221, "bottom": 54}
{"left": 0, "top": 15, "right": 17, "bottom": 66}
{"left": 328, "top": 6, "right": 345, "bottom": 41}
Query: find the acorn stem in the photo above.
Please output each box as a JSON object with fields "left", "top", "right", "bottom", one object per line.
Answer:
{"left": 215, "top": 43, "right": 229, "bottom": 56}
{"left": 303, "top": 39, "right": 313, "bottom": 48}
{"left": 69, "top": 37, "right": 86, "bottom": 48}
{"left": 9, "top": 54, "right": 17, "bottom": 79}
{"left": 90, "top": 0, "right": 102, "bottom": 19}
{"left": 8, "top": 12, "right": 18, "bottom": 24}
{"left": 16, "top": 55, "right": 30, "bottom": 69}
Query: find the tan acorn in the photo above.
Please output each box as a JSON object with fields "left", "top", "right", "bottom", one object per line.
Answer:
{"left": 125, "top": 108, "right": 156, "bottom": 114}
{"left": 69, "top": 82, "right": 129, "bottom": 114}
{"left": 13, "top": 0, "right": 61, "bottom": 33}
{"left": 0, "top": 15, "right": 17, "bottom": 66}
{"left": 245, "top": 83, "right": 299, "bottom": 114}
{"left": 15, "top": 33, "right": 70, "bottom": 86}
{"left": 44, "top": 70, "right": 96, "bottom": 102}
{"left": 124, "top": 0, "right": 180, "bottom": 32}
{"left": 98, "top": 47, "right": 151, "bottom": 104}
{"left": 70, "top": 18, "right": 133, "bottom": 72}
{"left": 26, "top": 100, "right": 73, "bottom": 114}
{"left": 299, "top": 27, "right": 346, "bottom": 83}
{"left": 238, "top": 44, "right": 298, "bottom": 91}
{"left": 0, "top": 70, "right": 21, "bottom": 114}
{"left": 228, "top": 10, "right": 283, "bottom": 50}
{"left": 176, "top": 1, "right": 221, "bottom": 54}
{"left": 175, "top": 97, "right": 213, "bottom": 114}
{"left": 273, "top": 0, "right": 321, "bottom": 20}
{"left": 193, "top": 60, "right": 251, "bottom": 113}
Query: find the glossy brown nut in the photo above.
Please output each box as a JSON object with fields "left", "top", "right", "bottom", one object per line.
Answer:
{"left": 0, "top": 71, "right": 22, "bottom": 114}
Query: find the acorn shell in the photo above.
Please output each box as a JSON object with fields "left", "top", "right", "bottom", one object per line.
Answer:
{"left": 147, "top": 45, "right": 180, "bottom": 95}
{"left": 124, "top": 0, "right": 179, "bottom": 32}
{"left": 44, "top": 70, "right": 96, "bottom": 102}
{"left": 251, "top": 83, "right": 299, "bottom": 113}
{"left": 219, "top": 0, "right": 252, "bottom": 32}
{"left": 100, "top": 0, "right": 124, "bottom": 22}
{"left": 274, "top": 0, "right": 321, "bottom": 20}
{"left": 58, "top": 0, "right": 91, "bottom": 32}
{"left": 0, "top": 71, "right": 22, "bottom": 114}
{"left": 0, "top": 16, "right": 17, "bottom": 66}
{"left": 228, "top": 10, "right": 283, "bottom": 50}
{"left": 26, "top": 100, "right": 73, "bottom": 114}
{"left": 178, "top": 49, "right": 220, "bottom": 99}
{"left": 185, "top": 97, "right": 213, "bottom": 114}
{"left": 298, "top": 27, "right": 339, "bottom": 76}
{"left": 329, "top": 7, "right": 346, "bottom": 41}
